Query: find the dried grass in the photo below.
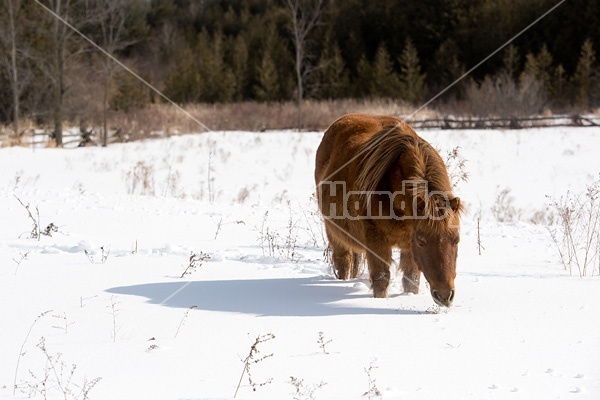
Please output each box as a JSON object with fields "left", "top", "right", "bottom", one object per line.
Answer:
{"left": 0, "top": 99, "right": 434, "bottom": 147}
{"left": 92, "top": 99, "right": 435, "bottom": 138}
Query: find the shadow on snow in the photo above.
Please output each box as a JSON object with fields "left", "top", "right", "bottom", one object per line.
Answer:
{"left": 107, "top": 277, "right": 421, "bottom": 317}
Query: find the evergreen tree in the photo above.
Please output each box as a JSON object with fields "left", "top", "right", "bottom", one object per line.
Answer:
{"left": 164, "top": 46, "right": 201, "bottom": 103}
{"left": 231, "top": 35, "right": 249, "bottom": 101}
{"left": 110, "top": 70, "right": 149, "bottom": 111}
{"left": 502, "top": 44, "right": 521, "bottom": 80}
{"left": 196, "top": 28, "right": 235, "bottom": 103}
{"left": 370, "top": 43, "right": 401, "bottom": 98}
{"left": 536, "top": 44, "right": 554, "bottom": 94}
{"left": 554, "top": 64, "right": 567, "bottom": 105}
{"left": 573, "top": 39, "right": 598, "bottom": 110}
{"left": 521, "top": 44, "right": 554, "bottom": 98}
{"left": 355, "top": 55, "right": 374, "bottom": 97}
{"left": 250, "top": 20, "right": 293, "bottom": 101}
{"left": 254, "top": 49, "right": 280, "bottom": 101}
{"left": 398, "top": 38, "right": 427, "bottom": 105}
{"left": 315, "top": 38, "right": 350, "bottom": 99}
{"left": 430, "top": 39, "right": 465, "bottom": 99}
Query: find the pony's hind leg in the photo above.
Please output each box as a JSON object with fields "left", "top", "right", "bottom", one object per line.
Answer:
{"left": 400, "top": 249, "right": 421, "bottom": 294}
{"left": 349, "top": 252, "right": 362, "bottom": 279}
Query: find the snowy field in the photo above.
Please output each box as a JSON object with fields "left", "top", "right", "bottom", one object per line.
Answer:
{"left": 0, "top": 126, "right": 599, "bottom": 400}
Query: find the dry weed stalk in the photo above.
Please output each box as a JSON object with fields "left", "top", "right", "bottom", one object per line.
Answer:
{"left": 13, "top": 310, "right": 52, "bottom": 395}
{"left": 284, "top": 201, "right": 300, "bottom": 261}
{"left": 302, "top": 199, "right": 328, "bottom": 248}
{"left": 477, "top": 217, "right": 485, "bottom": 255}
{"left": 180, "top": 252, "right": 211, "bottom": 278}
{"left": 14, "top": 196, "right": 58, "bottom": 240}
{"left": 317, "top": 331, "right": 332, "bottom": 354}
{"left": 212, "top": 218, "right": 245, "bottom": 240}
{"left": 22, "top": 337, "right": 101, "bottom": 399}
{"left": 126, "top": 161, "right": 155, "bottom": 195}
{"left": 84, "top": 247, "right": 110, "bottom": 264}
{"left": 491, "top": 188, "right": 521, "bottom": 222}
{"left": 364, "top": 360, "right": 382, "bottom": 399}
{"left": 289, "top": 376, "right": 327, "bottom": 400}
{"left": 108, "top": 296, "right": 120, "bottom": 343}
{"left": 445, "top": 146, "right": 469, "bottom": 189}
{"left": 207, "top": 147, "right": 216, "bottom": 203}
{"left": 14, "top": 195, "right": 40, "bottom": 240}
{"left": 79, "top": 295, "right": 98, "bottom": 308}
{"left": 12, "top": 251, "right": 28, "bottom": 275}
{"left": 174, "top": 305, "right": 197, "bottom": 338}
{"left": 257, "top": 208, "right": 301, "bottom": 261}
{"left": 52, "top": 312, "right": 75, "bottom": 335}
{"left": 258, "top": 211, "right": 281, "bottom": 258}
{"left": 234, "top": 333, "right": 275, "bottom": 398}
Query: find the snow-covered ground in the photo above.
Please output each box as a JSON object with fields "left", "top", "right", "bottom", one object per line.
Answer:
{"left": 0, "top": 127, "right": 599, "bottom": 400}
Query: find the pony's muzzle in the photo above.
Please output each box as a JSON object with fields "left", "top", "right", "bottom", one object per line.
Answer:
{"left": 432, "top": 289, "right": 455, "bottom": 307}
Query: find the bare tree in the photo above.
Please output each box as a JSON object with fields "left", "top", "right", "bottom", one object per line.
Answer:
{"left": 33, "top": 0, "right": 102, "bottom": 147}
{"left": 95, "top": 0, "right": 138, "bottom": 147}
{"left": 0, "top": 0, "right": 30, "bottom": 141}
{"left": 284, "top": 0, "right": 326, "bottom": 131}
{"left": 33, "top": 0, "right": 75, "bottom": 147}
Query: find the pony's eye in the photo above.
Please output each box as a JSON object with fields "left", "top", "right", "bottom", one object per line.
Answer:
{"left": 417, "top": 237, "right": 426, "bottom": 247}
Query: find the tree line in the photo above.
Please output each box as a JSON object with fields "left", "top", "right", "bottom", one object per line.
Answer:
{"left": 1, "top": 0, "right": 599, "bottom": 143}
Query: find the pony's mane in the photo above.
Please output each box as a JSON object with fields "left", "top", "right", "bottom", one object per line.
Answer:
{"left": 355, "top": 123, "right": 461, "bottom": 232}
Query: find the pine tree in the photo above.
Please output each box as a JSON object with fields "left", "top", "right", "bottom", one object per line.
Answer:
{"left": 370, "top": 43, "right": 401, "bottom": 98}
{"left": 231, "top": 35, "right": 249, "bottom": 101}
{"left": 502, "top": 44, "right": 520, "bottom": 80}
{"left": 521, "top": 52, "right": 537, "bottom": 78}
{"left": 521, "top": 44, "right": 554, "bottom": 98}
{"left": 196, "top": 28, "right": 235, "bottom": 103}
{"left": 573, "top": 39, "right": 597, "bottom": 110}
{"left": 554, "top": 64, "right": 566, "bottom": 103}
{"left": 430, "top": 39, "right": 465, "bottom": 98}
{"left": 110, "top": 70, "right": 149, "bottom": 111}
{"left": 536, "top": 44, "right": 554, "bottom": 95}
{"left": 315, "top": 40, "right": 350, "bottom": 99}
{"left": 398, "top": 38, "right": 427, "bottom": 105}
{"left": 164, "top": 46, "right": 201, "bottom": 103}
{"left": 251, "top": 21, "right": 292, "bottom": 101}
{"left": 355, "top": 55, "right": 374, "bottom": 97}
{"left": 254, "top": 50, "right": 280, "bottom": 101}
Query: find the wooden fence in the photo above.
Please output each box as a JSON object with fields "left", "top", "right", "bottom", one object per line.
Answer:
{"left": 2, "top": 114, "right": 600, "bottom": 148}
{"left": 0, "top": 126, "right": 154, "bottom": 148}
{"left": 407, "top": 115, "right": 600, "bottom": 130}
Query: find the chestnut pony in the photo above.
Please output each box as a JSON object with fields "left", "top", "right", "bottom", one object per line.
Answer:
{"left": 315, "top": 114, "right": 462, "bottom": 307}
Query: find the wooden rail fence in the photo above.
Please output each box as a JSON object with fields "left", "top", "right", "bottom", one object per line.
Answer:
{"left": 407, "top": 115, "right": 600, "bottom": 130}
{"left": 1, "top": 114, "right": 599, "bottom": 147}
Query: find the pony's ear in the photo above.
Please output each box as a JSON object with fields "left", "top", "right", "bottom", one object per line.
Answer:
{"left": 449, "top": 197, "right": 461, "bottom": 213}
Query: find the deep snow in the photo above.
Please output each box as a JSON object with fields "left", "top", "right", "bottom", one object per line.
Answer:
{"left": 0, "top": 127, "right": 599, "bottom": 399}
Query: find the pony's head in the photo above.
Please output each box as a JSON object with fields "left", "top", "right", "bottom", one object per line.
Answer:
{"left": 410, "top": 194, "right": 461, "bottom": 307}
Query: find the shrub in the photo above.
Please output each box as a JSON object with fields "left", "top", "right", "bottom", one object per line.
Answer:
{"left": 547, "top": 177, "right": 600, "bottom": 277}
{"left": 464, "top": 72, "right": 546, "bottom": 117}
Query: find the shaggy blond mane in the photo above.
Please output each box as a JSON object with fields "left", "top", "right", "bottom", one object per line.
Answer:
{"left": 355, "top": 123, "right": 461, "bottom": 232}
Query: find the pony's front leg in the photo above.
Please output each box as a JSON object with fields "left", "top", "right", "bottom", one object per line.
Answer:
{"left": 400, "top": 249, "right": 421, "bottom": 294}
{"left": 365, "top": 242, "right": 392, "bottom": 298}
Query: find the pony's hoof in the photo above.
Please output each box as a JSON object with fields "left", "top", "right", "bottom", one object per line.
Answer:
{"left": 373, "top": 288, "right": 388, "bottom": 298}
{"left": 402, "top": 288, "right": 419, "bottom": 295}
